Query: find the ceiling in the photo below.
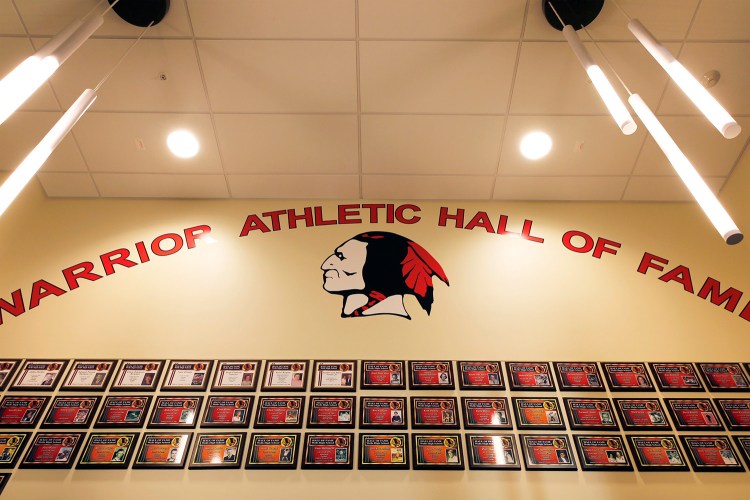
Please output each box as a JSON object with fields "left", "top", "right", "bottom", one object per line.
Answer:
{"left": 0, "top": 0, "right": 749, "bottom": 201}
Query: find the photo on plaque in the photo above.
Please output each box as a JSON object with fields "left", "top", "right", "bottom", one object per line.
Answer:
{"left": 411, "top": 397, "right": 460, "bottom": 430}
{"left": 649, "top": 362, "right": 704, "bottom": 392}
{"left": 359, "top": 433, "right": 409, "bottom": 469}
{"left": 519, "top": 434, "right": 576, "bottom": 470}
{"left": 412, "top": 433, "right": 464, "bottom": 470}
{"left": 733, "top": 436, "right": 750, "bottom": 468}
{"left": 0, "top": 395, "right": 49, "bottom": 428}
{"left": 360, "top": 360, "right": 405, "bottom": 390}
{"left": 246, "top": 433, "right": 300, "bottom": 469}
{"left": 95, "top": 396, "right": 152, "bottom": 428}
{"left": 601, "top": 362, "right": 655, "bottom": 392}
{"left": 0, "top": 360, "right": 21, "bottom": 391}
{"left": 0, "top": 473, "right": 8, "bottom": 496}
{"left": 664, "top": 398, "right": 723, "bottom": 431}
{"left": 563, "top": 398, "right": 619, "bottom": 431}
{"left": 10, "top": 360, "right": 68, "bottom": 391}
{"left": 461, "top": 397, "right": 512, "bottom": 430}
{"left": 574, "top": 435, "right": 632, "bottom": 471}
{"left": 133, "top": 432, "right": 192, "bottom": 469}
{"left": 553, "top": 362, "right": 605, "bottom": 391}
{"left": 76, "top": 432, "right": 139, "bottom": 469}
{"left": 679, "top": 435, "right": 745, "bottom": 472}
{"left": 254, "top": 397, "right": 305, "bottom": 429}
{"left": 161, "top": 360, "right": 213, "bottom": 391}
{"left": 627, "top": 435, "right": 689, "bottom": 471}
{"left": 148, "top": 396, "right": 202, "bottom": 429}
{"left": 512, "top": 397, "right": 566, "bottom": 430}
{"left": 506, "top": 362, "right": 555, "bottom": 391}
{"left": 41, "top": 396, "right": 101, "bottom": 429}
{"left": 60, "top": 360, "right": 117, "bottom": 391}
{"left": 211, "top": 360, "right": 261, "bottom": 391}
{"left": 697, "top": 363, "right": 750, "bottom": 391}
{"left": 189, "top": 432, "right": 246, "bottom": 469}
{"left": 0, "top": 432, "right": 31, "bottom": 468}
{"left": 408, "top": 361, "right": 455, "bottom": 390}
{"left": 301, "top": 433, "right": 354, "bottom": 469}
{"left": 614, "top": 398, "right": 671, "bottom": 431}
{"left": 714, "top": 398, "right": 750, "bottom": 431}
{"left": 312, "top": 360, "right": 357, "bottom": 392}
{"left": 465, "top": 434, "right": 521, "bottom": 470}
{"left": 457, "top": 361, "right": 505, "bottom": 390}
{"left": 359, "top": 397, "right": 407, "bottom": 430}
{"left": 261, "top": 361, "right": 309, "bottom": 392}
{"left": 20, "top": 432, "right": 84, "bottom": 469}
{"left": 200, "top": 396, "right": 253, "bottom": 428}
{"left": 110, "top": 360, "right": 164, "bottom": 391}
{"left": 307, "top": 396, "right": 356, "bottom": 428}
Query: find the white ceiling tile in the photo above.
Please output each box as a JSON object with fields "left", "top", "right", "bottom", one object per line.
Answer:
{"left": 94, "top": 173, "right": 229, "bottom": 198}
{"left": 198, "top": 40, "right": 357, "bottom": 113}
{"left": 228, "top": 174, "right": 359, "bottom": 198}
{"left": 362, "top": 175, "right": 492, "bottom": 199}
{"left": 215, "top": 114, "right": 358, "bottom": 174}
{"left": 0, "top": 0, "right": 24, "bottom": 33}
{"left": 361, "top": 115, "right": 503, "bottom": 175}
{"left": 37, "top": 172, "right": 98, "bottom": 197}
{"left": 73, "top": 113, "right": 221, "bottom": 174}
{"left": 188, "top": 0, "right": 355, "bottom": 39}
{"left": 0, "top": 37, "right": 59, "bottom": 111}
{"left": 493, "top": 176, "right": 628, "bottom": 201}
{"left": 688, "top": 0, "right": 750, "bottom": 40}
{"left": 359, "top": 0, "right": 526, "bottom": 40}
{"left": 623, "top": 176, "right": 726, "bottom": 201}
{"left": 498, "top": 116, "right": 647, "bottom": 176}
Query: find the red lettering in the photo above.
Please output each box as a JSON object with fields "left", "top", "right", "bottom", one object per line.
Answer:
{"left": 740, "top": 301, "right": 750, "bottom": 322}
{"left": 386, "top": 204, "right": 395, "bottom": 224}
{"left": 184, "top": 225, "right": 211, "bottom": 248}
{"left": 0, "top": 289, "right": 25, "bottom": 326}
{"left": 135, "top": 241, "right": 150, "bottom": 263}
{"left": 697, "top": 278, "right": 743, "bottom": 312}
{"left": 287, "top": 207, "right": 314, "bottom": 229}
{"left": 313, "top": 206, "right": 336, "bottom": 226}
{"left": 151, "top": 233, "right": 183, "bottom": 257}
{"left": 338, "top": 205, "right": 361, "bottom": 224}
{"left": 62, "top": 261, "right": 102, "bottom": 289}
{"left": 593, "top": 238, "right": 621, "bottom": 259}
{"left": 521, "top": 220, "right": 545, "bottom": 244}
{"left": 562, "top": 230, "right": 594, "bottom": 253}
{"left": 395, "top": 204, "right": 421, "bottom": 224}
{"left": 439, "top": 207, "right": 464, "bottom": 228}
{"left": 261, "top": 210, "right": 286, "bottom": 231}
{"left": 637, "top": 252, "right": 669, "bottom": 274}
{"left": 659, "top": 265, "right": 694, "bottom": 293}
{"left": 29, "top": 280, "right": 66, "bottom": 309}
{"left": 100, "top": 249, "right": 137, "bottom": 276}
{"left": 361, "top": 204, "right": 385, "bottom": 223}
{"left": 239, "top": 214, "right": 271, "bottom": 237}
{"left": 465, "top": 212, "right": 495, "bottom": 233}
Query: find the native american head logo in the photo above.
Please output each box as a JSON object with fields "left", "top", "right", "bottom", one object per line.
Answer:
{"left": 320, "top": 232, "right": 449, "bottom": 319}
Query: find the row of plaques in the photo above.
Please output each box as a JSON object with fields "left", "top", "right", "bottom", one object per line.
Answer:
{"left": 2, "top": 360, "right": 750, "bottom": 393}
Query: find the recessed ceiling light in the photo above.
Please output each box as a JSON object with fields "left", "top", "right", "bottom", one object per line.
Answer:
{"left": 519, "top": 131, "right": 552, "bottom": 160}
{"left": 167, "top": 130, "right": 199, "bottom": 158}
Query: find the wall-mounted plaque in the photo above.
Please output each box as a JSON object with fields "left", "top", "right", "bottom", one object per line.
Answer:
{"left": 41, "top": 396, "right": 100, "bottom": 429}
{"left": 358, "top": 433, "right": 409, "bottom": 469}
{"left": 20, "top": 432, "right": 84, "bottom": 469}
{"left": 189, "top": 432, "right": 245, "bottom": 469}
{"left": 614, "top": 398, "right": 671, "bottom": 431}
{"left": 200, "top": 396, "right": 253, "bottom": 428}
{"left": 457, "top": 361, "right": 504, "bottom": 390}
{"left": 697, "top": 363, "right": 750, "bottom": 391}
{"left": 664, "top": 399, "right": 723, "bottom": 431}
{"left": 246, "top": 433, "right": 300, "bottom": 469}
{"left": 679, "top": 435, "right": 744, "bottom": 472}
{"left": 412, "top": 433, "right": 464, "bottom": 470}
{"left": 148, "top": 396, "right": 202, "bottom": 429}
{"left": 60, "top": 360, "right": 117, "bottom": 391}
{"left": 573, "top": 435, "right": 632, "bottom": 471}
{"left": 0, "top": 432, "right": 31, "bottom": 469}
{"left": 95, "top": 396, "right": 152, "bottom": 428}
{"left": 161, "top": 360, "right": 213, "bottom": 392}
{"left": 261, "top": 361, "right": 309, "bottom": 392}
{"left": 733, "top": 436, "right": 750, "bottom": 468}
{"left": 359, "top": 397, "right": 407, "bottom": 430}
{"left": 302, "top": 433, "right": 354, "bottom": 469}
{"left": 465, "top": 434, "right": 520, "bottom": 470}
{"left": 133, "top": 432, "right": 192, "bottom": 469}
{"left": 408, "top": 361, "right": 454, "bottom": 390}
{"left": 601, "top": 362, "right": 654, "bottom": 392}
{"left": 211, "top": 360, "right": 261, "bottom": 391}
{"left": 519, "top": 434, "right": 576, "bottom": 470}
{"left": 0, "top": 395, "right": 49, "bottom": 428}
{"left": 627, "top": 435, "right": 689, "bottom": 471}
{"left": 411, "top": 397, "right": 460, "bottom": 430}
{"left": 512, "top": 397, "right": 565, "bottom": 430}
{"left": 649, "top": 362, "right": 704, "bottom": 392}
{"left": 76, "top": 432, "right": 139, "bottom": 469}
{"left": 563, "top": 398, "right": 619, "bottom": 431}
{"left": 714, "top": 398, "right": 750, "bottom": 431}
{"left": 506, "top": 362, "right": 555, "bottom": 391}
{"left": 0, "top": 360, "right": 21, "bottom": 391}
{"left": 110, "top": 360, "right": 164, "bottom": 391}
{"left": 311, "top": 360, "right": 356, "bottom": 392}
{"left": 10, "top": 360, "right": 68, "bottom": 391}
{"left": 461, "top": 397, "right": 512, "bottom": 430}
{"left": 307, "top": 396, "right": 355, "bottom": 428}
{"left": 254, "top": 397, "right": 305, "bottom": 429}
{"left": 553, "top": 362, "right": 604, "bottom": 391}
{"left": 360, "top": 361, "right": 405, "bottom": 390}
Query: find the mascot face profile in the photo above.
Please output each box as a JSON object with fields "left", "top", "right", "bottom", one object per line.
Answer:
{"left": 320, "top": 232, "right": 449, "bottom": 319}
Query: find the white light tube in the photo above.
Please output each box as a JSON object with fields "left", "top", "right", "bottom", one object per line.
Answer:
{"left": 629, "top": 93, "right": 742, "bottom": 245}
{"left": 563, "top": 25, "right": 637, "bottom": 135}
{"left": 628, "top": 19, "right": 740, "bottom": 139}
